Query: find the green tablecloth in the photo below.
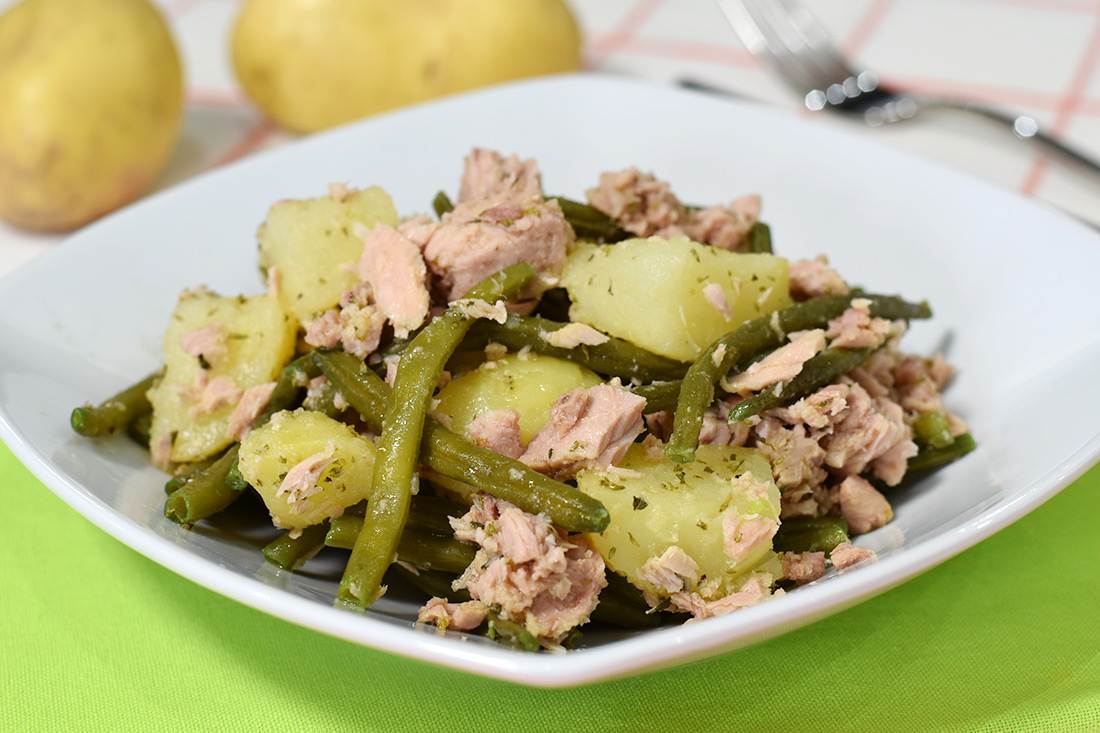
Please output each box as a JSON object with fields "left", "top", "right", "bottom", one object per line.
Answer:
{"left": 3, "top": 439, "right": 1098, "bottom": 732}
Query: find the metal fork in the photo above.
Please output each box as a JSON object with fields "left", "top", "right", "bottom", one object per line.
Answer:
{"left": 715, "top": 0, "right": 1100, "bottom": 178}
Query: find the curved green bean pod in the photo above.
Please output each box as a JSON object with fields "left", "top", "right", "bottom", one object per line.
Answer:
{"left": 906, "top": 432, "right": 976, "bottom": 475}
{"left": 406, "top": 494, "right": 467, "bottom": 537}
{"left": 551, "top": 196, "right": 631, "bottom": 243}
{"left": 323, "top": 516, "right": 363, "bottom": 550}
{"left": 486, "top": 613, "right": 541, "bottom": 651}
{"left": 666, "top": 294, "right": 932, "bottom": 463}
{"left": 866, "top": 432, "right": 977, "bottom": 494}
{"left": 301, "top": 371, "right": 349, "bottom": 419}
{"left": 773, "top": 515, "right": 850, "bottom": 555}
{"left": 163, "top": 445, "right": 241, "bottom": 527}
{"left": 255, "top": 355, "right": 321, "bottom": 426}
{"left": 164, "top": 457, "right": 217, "bottom": 495}
{"left": 224, "top": 462, "right": 250, "bottom": 493}
{"left": 396, "top": 531, "right": 477, "bottom": 575}
{"left": 312, "top": 349, "right": 609, "bottom": 534}
{"left": 326, "top": 516, "right": 476, "bottom": 574}
{"left": 465, "top": 313, "right": 689, "bottom": 382}
{"left": 912, "top": 411, "right": 954, "bottom": 449}
{"left": 393, "top": 565, "right": 471, "bottom": 604}
{"left": 337, "top": 263, "right": 536, "bottom": 607}
{"left": 70, "top": 372, "right": 158, "bottom": 437}
{"left": 727, "top": 347, "right": 874, "bottom": 423}
{"left": 591, "top": 572, "right": 666, "bottom": 629}
{"left": 630, "top": 380, "right": 681, "bottom": 414}
{"left": 425, "top": 425, "right": 610, "bottom": 532}
{"left": 263, "top": 522, "right": 330, "bottom": 571}
{"left": 126, "top": 412, "right": 152, "bottom": 448}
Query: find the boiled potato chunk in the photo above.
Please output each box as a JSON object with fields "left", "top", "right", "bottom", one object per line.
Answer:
{"left": 147, "top": 290, "right": 297, "bottom": 463}
{"left": 561, "top": 237, "right": 792, "bottom": 361}
{"left": 577, "top": 443, "right": 781, "bottom": 600}
{"left": 257, "top": 186, "right": 398, "bottom": 325}
{"left": 434, "top": 352, "right": 602, "bottom": 443}
{"left": 239, "top": 409, "right": 377, "bottom": 530}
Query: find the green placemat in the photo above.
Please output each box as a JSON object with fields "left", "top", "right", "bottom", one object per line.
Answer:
{"left": 2, "top": 439, "right": 1098, "bottom": 732}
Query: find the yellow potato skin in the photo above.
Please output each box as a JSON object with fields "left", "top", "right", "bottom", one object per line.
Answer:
{"left": 231, "top": 0, "right": 582, "bottom": 134}
{"left": 0, "top": 0, "right": 183, "bottom": 232}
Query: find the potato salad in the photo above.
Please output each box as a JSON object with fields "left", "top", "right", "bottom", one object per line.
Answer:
{"left": 71, "top": 149, "right": 974, "bottom": 650}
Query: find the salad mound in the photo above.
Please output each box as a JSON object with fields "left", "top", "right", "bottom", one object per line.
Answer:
{"left": 70, "top": 149, "right": 973, "bottom": 650}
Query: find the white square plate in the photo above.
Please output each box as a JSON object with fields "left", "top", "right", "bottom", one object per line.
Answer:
{"left": 2, "top": 74, "right": 1098, "bottom": 688}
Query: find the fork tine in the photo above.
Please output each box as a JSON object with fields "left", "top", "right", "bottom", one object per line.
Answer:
{"left": 726, "top": 0, "right": 828, "bottom": 95}
{"left": 720, "top": 0, "right": 863, "bottom": 105}
{"left": 776, "top": 0, "right": 858, "bottom": 82}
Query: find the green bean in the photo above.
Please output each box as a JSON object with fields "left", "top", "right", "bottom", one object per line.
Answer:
{"left": 632, "top": 351, "right": 785, "bottom": 415}
{"left": 746, "top": 221, "right": 772, "bottom": 254}
{"left": 313, "top": 349, "right": 609, "bottom": 533}
{"left": 163, "top": 445, "right": 241, "bottom": 527}
{"left": 326, "top": 516, "right": 476, "bottom": 574}
{"left": 263, "top": 522, "right": 330, "bottom": 571}
{"left": 727, "top": 347, "right": 874, "bottom": 422}
{"left": 224, "top": 462, "right": 250, "bottom": 493}
{"left": 302, "top": 372, "right": 349, "bottom": 419}
{"left": 912, "top": 411, "right": 954, "bottom": 449}
{"left": 486, "top": 613, "right": 541, "bottom": 651}
{"left": 324, "top": 516, "right": 363, "bottom": 550}
{"left": 773, "top": 515, "right": 850, "bottom": 555}
{"left": 630, "top": 380, "right": 681, "bottom": 414}
{"left": 666, "top": 294, "right": 932, "bottom": 463}
{"left": 164, "top": 457, "right": 217, "bottom": 495}
{"left": 432, "top": 190, "right": 454, "bottom": 218}
{"left": 126, "top": 412, "right": 152, "bottom": 448}
{"left": 392, "top": 565, "right": 471, "bottom": 604}
{"left": 591, "top": 572, "right": 665, "bottom": 629}
{"left": 375, "top": 334, "right": 414, "bottom": 364}
{"left": 866, "top": 432, "right": 977, "bottom": 494}
{"left": 336, "top": 263, "right": 536, "bottom": 607}
{"left": 426, "top": 429, "right": 609, "bottom": 532}
{"left": 396, "top": 531, "right": 478, "bottom": 574}
{"left": 465, "top": 312, "right": 689, "bottom": 382}
{"left": 551, "top": 196, "right": 631, "bottom": 243}
{"left": 906, "top": 432, "right": 976, "bottom": 475}
{"left": 71, "top": 372, "right": 158, "bottom": 437}
{"left": 255, "top": 355, "right": 321, "bottom": 426}
{"left": 407, "top": 495, "right": 467, "bottom": 537}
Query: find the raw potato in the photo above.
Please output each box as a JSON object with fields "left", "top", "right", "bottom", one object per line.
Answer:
{"left": 258, "top": 186, "right": 398, "bottom": 326}
{"left": 231, "top": 0, "right": 581, "bottom": 133}
{"left": 577, "top": 443, "right": 782, "bottom": 600}
{"left": 0, "top": 0, "right": 183, "bottom": 231}
{"left": 147, "top": 290, "right": 297, "bottom": 463}
{"left": 239, "top": 410, "right": 377, "bottom": 530}
{"left": 561, "top": 237, "right": 792, "bottom": 361}
{"left": 434, "top": 352, "right": 603, "bottom": 443}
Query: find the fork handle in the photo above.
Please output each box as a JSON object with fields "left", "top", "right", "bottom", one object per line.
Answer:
{"left": 917, "top": 96, "right": 1100, "bottom": 178}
